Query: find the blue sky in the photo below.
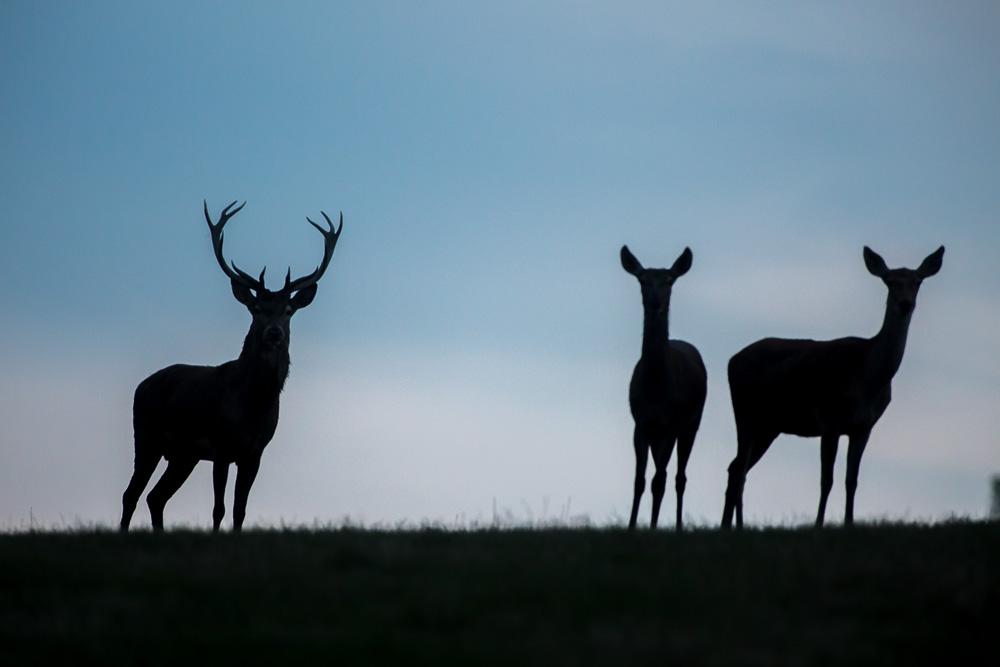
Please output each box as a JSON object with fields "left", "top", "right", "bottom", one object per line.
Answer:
{"left": 1, "top": 1, "right": 998, "bottom": 528}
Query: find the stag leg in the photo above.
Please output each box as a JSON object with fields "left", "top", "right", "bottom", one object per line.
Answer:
{"left": 844, "top": 430, "right": 871, "bottom": 526}
{"left": 233, "top": 457, "right": 261, "bottom": 532}
{"left": 815, "top": 434, "right": 839, "bottom": 527}
{"left": 674, "top": 430, "right": 695, "bottom": 531}
{"left": 212, "top": 462, "right": 230, "bottom": 533}
{"left": 120, "top": 448, "right": 160, "bottom": 532}
{"left": 146, "top": 457, "right": 197, "bottom": 532}
{"left": 649, "top": 436, "right": 676, "bottom": 530}
{"left": 628, "top": 427, "right": 649, "bottom": 530}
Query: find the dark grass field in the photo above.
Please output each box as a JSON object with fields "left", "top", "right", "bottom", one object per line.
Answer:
{"left": 1, "top": 522, "right": 996, "bottom": 665}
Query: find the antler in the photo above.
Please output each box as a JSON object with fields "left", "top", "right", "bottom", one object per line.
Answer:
{"left": 203, "top": 200, "right": 267, "bottom": 292}
{"left": 282, "top": 211, "right": 343, "bottom": 293}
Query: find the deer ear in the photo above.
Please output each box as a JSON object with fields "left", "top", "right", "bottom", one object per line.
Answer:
{"left": 620, "top": 245, "right": 643, "bottom": 276}
{"left": 670, "top": 247, "right": 693, "bottom": 277}
{"left": 863, "top": 246, "right": 889, "bottom": 278}
{"left": 290, "top": 284, "right": 318, "bottom": 310}
{"left": 916, "top": 245, "right": 944, "bottom": 278}
{"left": 231, "top": 280, "right": 256, "bottom": 308}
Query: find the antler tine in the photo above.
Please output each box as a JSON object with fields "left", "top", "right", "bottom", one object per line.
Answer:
{"left": 223, "top": 200, "right": 246, "bottom": 217}
{"left": 226, "top": 259, "right": 265, "bottom": 290}
{"left": 284, "top": 210, "right": 343, "bottom": 293}
{"left": 204, "top": 200, "right": 264, "bottom": 292}
{"left": 204, "top": 200, "right": 246, "bottom": 230}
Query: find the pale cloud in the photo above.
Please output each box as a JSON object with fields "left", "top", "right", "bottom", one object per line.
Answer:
{"left": 691, "top": 251, "right": 878, "bottom": 334}
{"left": 571, "top": 2, "right": 999, "bottom": 65}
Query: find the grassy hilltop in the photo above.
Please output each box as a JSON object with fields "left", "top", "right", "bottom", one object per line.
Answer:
{"left": 1, "top": 522, "right": 996, "bottom": 665}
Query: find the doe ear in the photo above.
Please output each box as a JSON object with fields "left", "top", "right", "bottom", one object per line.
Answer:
{"left": 670, "top": 247, "right": 693, "bottom": 277}
{"left": 863, "top": 246, "right": 889, "bottom": 278}
{"left": 916, "top": 245, "right": 945, "bottom": 279}
{"left": 620, "top": 245, "right": 643, "bottom": 276}
{"left": 290, "top": 284, "right": 318, "bottom": 310}
{"left": 231, "top": 280, "right": 256, "bottom": 308}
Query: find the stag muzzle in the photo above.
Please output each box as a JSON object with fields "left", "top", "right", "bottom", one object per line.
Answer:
{"left": 263, "top": 326, "right": 286, "bottom": 347}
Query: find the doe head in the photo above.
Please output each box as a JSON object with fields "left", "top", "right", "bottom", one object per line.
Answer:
{"left": 620, "top": 245, "right": 693, "bottom": 315}
{"left": 863, "top": 245, "right": 944, "bottom": 316}
{"left": 204, "top": 200, "right": 343, "bottom": 351}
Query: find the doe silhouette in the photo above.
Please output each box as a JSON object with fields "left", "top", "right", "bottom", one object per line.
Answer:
{"left": 621, "top": 246, "right": 707, "bottom": 530}
{"left": 120, "top": 201, "right": 342, "bottom": 532}
{"left": 721, "top": 245, "right": 944, "bottom": 529}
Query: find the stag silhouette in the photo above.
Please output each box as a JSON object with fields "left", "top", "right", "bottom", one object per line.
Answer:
{"left": 621, "top": 246, "right": 707, "bottom": 530}
{"left": 119, "top": 201, "right": 342, "bottom": 532}
{"left": 721, "top": 245, "right": 944, "bottom": 529}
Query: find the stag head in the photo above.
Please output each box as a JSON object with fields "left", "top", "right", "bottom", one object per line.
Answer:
{"left": 204, "top": 200, "right": 342, "bottom": 351}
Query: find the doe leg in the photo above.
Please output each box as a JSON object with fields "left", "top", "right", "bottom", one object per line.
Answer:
{"left": 649, "top": 437, "right": 676, "bottom": 530}
{"left": 628, "top": 427, "right": 649, "bottom": 530}
{"left": 723, "top": 431, "right": 777, "bottom": 530}
{"left": 844, "top": 431, "right": 871, "bottom": 526}
{"left": 815, "top": 434, "right": 839, "bottom": 527}
{"left": 722, "top": 448, "right": 749, "bottom": 530}
{"left": 741, "top": 434, "right": 778, "bottom": 528}
{"left": 674, "top": 431, "right": 695, "bottom": 531}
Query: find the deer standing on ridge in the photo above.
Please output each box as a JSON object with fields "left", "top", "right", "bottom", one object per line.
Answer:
{"left": 721, "top": 246, "right": 944, "bottom": 529}
{"left": 119, "top": 201, "right": 342, "bottom": 532}
{"left": 621, "top": 246, "right": 707, "bottom": 530}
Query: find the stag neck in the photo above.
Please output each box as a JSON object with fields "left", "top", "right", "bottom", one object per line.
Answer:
{"left": 237, "top": 328, "right": 291, "bottom": 403}
{"left": 868, "top": 298, "right": 913, "bottom": 386}
{"left": 640, "top": 305, "right": 671, "bottom": 361}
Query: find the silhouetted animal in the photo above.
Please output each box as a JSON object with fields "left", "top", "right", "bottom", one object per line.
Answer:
{"left": 621, "top": 246, "right": 707, "bottom": 530}
{"left": 721, "top": 246, "right": 944, "bottom": 529}
{"left": 120, "top": 201, "right": 342, "bottom": 532}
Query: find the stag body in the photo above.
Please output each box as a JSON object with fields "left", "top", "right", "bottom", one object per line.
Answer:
{"left": 120, "top": 201, "right": 342, "bottom": 532}
{"left": 721, "top": 246, "right": 944, "bottom": 529}
{"left": 621, "top": 246, "right": 707, "bottom": 530}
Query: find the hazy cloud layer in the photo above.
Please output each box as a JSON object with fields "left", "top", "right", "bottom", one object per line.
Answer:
{"left": 1, "top": 337, "right": 995, "bottom": 529}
